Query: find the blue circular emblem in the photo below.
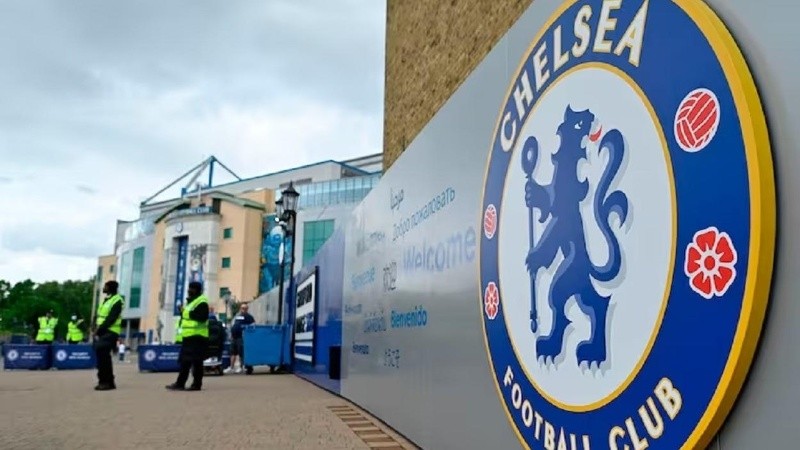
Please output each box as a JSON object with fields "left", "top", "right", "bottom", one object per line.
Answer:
{"left": 479, "top": 1, "right": 776, "bottom": 449}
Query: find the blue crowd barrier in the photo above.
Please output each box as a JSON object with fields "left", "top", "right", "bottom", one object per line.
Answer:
{"left": 242, "top": 324, "right": 292, "bottom": 368}
{"left": 138, "top": 345, "right": 181, "bottom": 372}
{"left": 52, "top": 344, "right": 96, "bottom": 370}
{"left": 3, "top": 344, "right": 51, "bottom": 370}
{"left": 9, "top": 334, "right": 30, "bottom": 344}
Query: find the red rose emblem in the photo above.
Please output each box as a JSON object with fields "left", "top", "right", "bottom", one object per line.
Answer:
{"left": 684, "top": 226, "right": 738, "bottom": 299}
{"left": 484, "top": 282, "right": 500, "bottom": 320}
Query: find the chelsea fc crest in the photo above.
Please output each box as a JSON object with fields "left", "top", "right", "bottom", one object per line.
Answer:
{"left": 479, "top": 1, "right": 776, "bottom": 449}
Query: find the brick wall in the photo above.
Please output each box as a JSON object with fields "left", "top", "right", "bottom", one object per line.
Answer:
{"left": 383, "top": 0, "right": 532, "bottom": 170}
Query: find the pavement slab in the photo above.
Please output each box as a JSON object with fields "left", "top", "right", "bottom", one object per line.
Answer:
{"left": 0, "top": 360, "right": 417, "bottom": 450}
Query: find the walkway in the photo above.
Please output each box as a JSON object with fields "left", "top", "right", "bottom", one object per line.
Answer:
{"left": 0, "top": 359, "right": 416, "bottom": 450}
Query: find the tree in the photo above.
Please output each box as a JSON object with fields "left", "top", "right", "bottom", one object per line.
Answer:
{"left": 0, "top": 278, "right": 95, "bottom": 340}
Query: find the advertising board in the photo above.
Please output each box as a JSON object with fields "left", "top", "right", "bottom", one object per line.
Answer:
{"left": 337, "top": 0, "right": 778, "bottom": 449}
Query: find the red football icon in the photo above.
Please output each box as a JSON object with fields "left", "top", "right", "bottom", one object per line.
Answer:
{"left": 674, "top": 88, "right": 720, "bottom": 153}
{"left": 484, "top": 204, "right": 497, "bottom": 239}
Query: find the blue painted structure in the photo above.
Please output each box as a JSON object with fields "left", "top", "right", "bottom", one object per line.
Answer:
{"left": 242, "top": 324, "right": 292, "bottom": 368}
{"left": 290, "top": 228, "right": 344, "bottom": 394}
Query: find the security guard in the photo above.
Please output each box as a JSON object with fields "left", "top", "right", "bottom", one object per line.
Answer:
{"left": 67, "top": 315, "right": 85, "bottom": 344}
{"left": 35, "top": 310, "right": 58, "bottom": 344}
{"left": 166, "top": 281, "right": 209, "bottom": 391}
{"left": 174, "top": 304, "right": 183, "bottom": 344}
{"left": 93, "top": 281, "right": 124, "bottom": 391}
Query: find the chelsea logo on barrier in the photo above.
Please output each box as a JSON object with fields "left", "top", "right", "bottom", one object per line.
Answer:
{"left": 479, "top": 0, "right": 776, "bottom": 449}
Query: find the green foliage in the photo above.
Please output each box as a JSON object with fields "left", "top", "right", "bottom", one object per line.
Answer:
{"left": 0, "top": 278, "right": 95, "bottom": 340}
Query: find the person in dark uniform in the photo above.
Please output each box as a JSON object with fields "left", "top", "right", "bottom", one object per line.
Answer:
{"left": 93, "top": 281, "right": 124, "bottom": 391}
{"left": 226, "top": 302, "right": 255, "bottom": 374}
{"left": 166, "top": 281, "right": 209, "bottom": 391}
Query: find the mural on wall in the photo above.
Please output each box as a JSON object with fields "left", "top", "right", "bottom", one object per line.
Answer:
{"left": 189, "top": 244, "right": 207, "bottom": 286}
{"left": 259, "top": 214, "right": 294, "bottom": 294}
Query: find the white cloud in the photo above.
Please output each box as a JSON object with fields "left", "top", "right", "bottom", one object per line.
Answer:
{"left": 0, "top": 0, "right": 386, "bottom": 283}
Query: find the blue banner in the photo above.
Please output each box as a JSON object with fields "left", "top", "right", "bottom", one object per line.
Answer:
{"left": 52, "top": 344, "right": 96, "bottom": 370}
{"left": 174, "top": 236, "right": 188, "bottom": 315}
{"left": 138, "top": 345, "right": 181, "bottom": 372}
{"left": 3, "top": 345, "right": 51, "bottom": 370}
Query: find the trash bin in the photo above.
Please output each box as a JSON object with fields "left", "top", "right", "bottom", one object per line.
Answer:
{"left": 242, "top": 324, "right": 291, "bottom": 371}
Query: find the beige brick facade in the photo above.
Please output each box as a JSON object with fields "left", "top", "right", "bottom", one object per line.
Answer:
{"left": 383, "top": 0, "right": 532, "bottom": 170}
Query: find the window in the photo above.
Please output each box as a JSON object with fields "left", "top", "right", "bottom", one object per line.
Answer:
{"left": 221, "top": 257, "right": 231, "bottom": 269}
{"left": 97, "top": 266, "right": 103, "bottom": 282}
{"left": 223, "top": 227, "right": 233, "bottom": 239}
{"left": 118, "top": 251, "right": 132, "bottom": 310}
{"left": 129, "top": 247, "right": 145, "bottom": 308}
{"left": 302, "top": 219, "right": 335, "bottom": 265}
{"left": 109, "top": 264, "right": 115, "bottom": 273}
{"left": 219, "top": 287, "right": 230, "bottom": 298}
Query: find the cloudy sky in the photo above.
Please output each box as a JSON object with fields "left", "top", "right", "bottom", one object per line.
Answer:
{"left": 0, "top": 0, "right": 386, "bottom": 283}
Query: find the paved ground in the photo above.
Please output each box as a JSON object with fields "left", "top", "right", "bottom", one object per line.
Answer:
{"left": 0, "top": 358, "right": 416, "bottom": 450}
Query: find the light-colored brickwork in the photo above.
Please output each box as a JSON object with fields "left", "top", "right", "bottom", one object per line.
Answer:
{"left": 383, "top": 0, "right": 532, "bottom": 170}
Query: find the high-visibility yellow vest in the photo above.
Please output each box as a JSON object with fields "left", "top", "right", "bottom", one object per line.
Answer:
{"left": 175, "top": 317, "right": 183, "bottom": 343}
{"left": 97, "top": 294, "right": 124, "bottom": 334}
{"left": 67, "top": 320, "right": 84, "bottom": 342}
{"left": 36, "top": 317, "right": 58, "bottom": 342}
{"left": 180, "top": 295, "right": 209, "bottom": 339}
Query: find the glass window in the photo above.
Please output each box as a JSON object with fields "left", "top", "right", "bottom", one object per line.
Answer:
{"left": 118, "top": 251, "right": 132, "bottom": 310}
{"left": 302, "top": 219, "right": 335, "bottom": 265}
{"left": 129, "top": 247, "right": 145, "bottom": 308}
{"left": 311, "top": 183, "right": 319, "bottom": 208}
{"left": 345, "top": 178, "right": 354, "bottom": 203}
{"left": 219, "top": 287, "right": 230, "bottom": 298}
{"left": 291, "top": 175, "right": 380, "bottom": 210}
{"left": 109, "top": 265, "right": 115, "bottom": 273}
{"left": 222, "top": 257, "right": 231, "bottom": 269}
{"left": 322, "top": 183, "right": 328, "bottom": 205}
{"left": 223, "top": 227, "right": 233, "bottom": 239}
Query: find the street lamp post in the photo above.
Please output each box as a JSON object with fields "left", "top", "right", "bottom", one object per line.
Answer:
{"left": 275, "top": 183, "right": 300, "bottom": 326}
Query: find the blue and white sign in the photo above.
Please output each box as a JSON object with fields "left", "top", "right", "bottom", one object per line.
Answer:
{"left": 293, "top": 269, "right": 318, "bottom": 363}
{"left": 3, "top": 345, "right": 51, "bottom": 370}
{"left": 479, "top": 1, "right": 775, "bottom": 449}
{"left": 174, "top": 236, "right": 189, "bottom": 315}
{"left": 138, "top": 345, "right": 181, "bottom": 372}
{"left": 52, "top": 345, "right": 96, "bottom": 370}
